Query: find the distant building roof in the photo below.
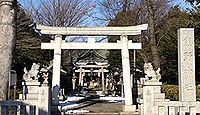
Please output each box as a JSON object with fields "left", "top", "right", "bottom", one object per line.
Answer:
{"left": 74, "top": 49, "right": 108, "bottom": 66}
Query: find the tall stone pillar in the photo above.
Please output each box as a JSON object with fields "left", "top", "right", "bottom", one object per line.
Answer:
{"left": 52, "top": 35, "right": 62, "bottom": 105}
{"left": 120, "top": 35, "right": 135, "bottom": 112}
{"left": 178, "top": 28, "right": 196, "bottom": 101}
{"left": 101, "top": 67, "right": 105, "bottom": 93}
{"left": 79, "top": 67, "right": 82, "bottom": 86}
{"left": 0, "top": 0, "right": 16, "bottom": 99}
{"left": 81, "top": 71, "right": 85, "bottom": 86}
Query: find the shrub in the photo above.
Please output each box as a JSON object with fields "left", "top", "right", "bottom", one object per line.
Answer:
{"left": 161, "top": 84, "right": 179, "bottom": 101}
{"left": 161, "top": 84, "right": 200, "bottom": 101}
{"left": 196, "top": 86, "right": 200, "bottom": 101}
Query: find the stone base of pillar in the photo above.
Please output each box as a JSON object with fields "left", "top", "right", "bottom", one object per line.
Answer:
{"left": 123, "top": 105, "right": 136, "bottom": 112}
{"left": 52, "top": 85, "right": 60, "bottom": 105}
{"left": 38, "top": 83, "right": 50, "bottom": 115}
{"left": 141, "top": 81, "right": 166, "bottom": 115}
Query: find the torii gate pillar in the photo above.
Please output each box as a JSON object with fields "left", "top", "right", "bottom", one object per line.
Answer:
{"left": 121, "top": 35, "right": 135, "bottom": 111}
{"left": 52, "top": 35, "right": 62, "bottom": 105}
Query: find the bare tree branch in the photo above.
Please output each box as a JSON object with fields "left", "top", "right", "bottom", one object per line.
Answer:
{"left": 22, "top": 0, "right": 94, "bottom": 27}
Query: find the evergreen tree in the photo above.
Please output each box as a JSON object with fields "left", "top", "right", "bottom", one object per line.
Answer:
{"left": 13, "top": 4, "right": 51, "bottom": 80}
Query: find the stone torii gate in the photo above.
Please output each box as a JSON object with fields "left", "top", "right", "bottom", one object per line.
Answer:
{"left": 37, "top": 24, "right": 148, "bottom": 112}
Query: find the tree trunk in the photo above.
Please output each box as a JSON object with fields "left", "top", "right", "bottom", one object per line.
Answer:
{"left": 138, "top": 36, "right": 149, "bottom": 63}
{"left": 0, "top": 0, "right": 16, "bottom": 100}
{"left": 146, "top": 0, "right": 160, "bottom": 70}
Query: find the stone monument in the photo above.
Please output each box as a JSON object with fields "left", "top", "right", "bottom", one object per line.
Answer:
{"left": 178, "top": 28, "right": 196, "bottom": 101}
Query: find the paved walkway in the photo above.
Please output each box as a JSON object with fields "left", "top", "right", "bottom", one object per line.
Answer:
{"left": 60, "top": 90, "right": 138, "bottom": 115}
{"left": 61, "top": 98, "right": 138, "bottom": 115}
{"left": 77, "top": 100, "right": 123, "bottom": 113}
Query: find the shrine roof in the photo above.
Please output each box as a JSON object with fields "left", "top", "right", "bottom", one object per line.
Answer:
{"left": 74, "top": 49, "right": 108, "bottom": 65}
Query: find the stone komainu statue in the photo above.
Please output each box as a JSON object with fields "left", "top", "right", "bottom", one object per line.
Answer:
{"left": 144, "top": 63, "right": 161, "bottom": 82}
{"left": 23, "top": 63, "right": 40, "bottom": 80}
{"left": 38, "top": 66, "right": 50, "bottom": 84}
{"left": 23, "top": 63, "right": 51, "bottom": 84}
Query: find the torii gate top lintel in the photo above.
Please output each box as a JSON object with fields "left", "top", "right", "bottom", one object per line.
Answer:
{"left": 36, "top": 24, "right": 148, "bottom": 36}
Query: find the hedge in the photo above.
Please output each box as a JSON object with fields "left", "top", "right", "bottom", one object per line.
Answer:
{"left": 161, "top": 84, "right": 200, "bottom": 101}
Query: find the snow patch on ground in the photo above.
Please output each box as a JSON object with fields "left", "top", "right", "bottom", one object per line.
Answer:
{"left": 65, "top": 110, "right": 89, "bottom": 114}
{"left": 66, "top": 96, "right": 85, "bottom": 102}
{"left": 59, "top": 96, "right": 85, "bottom": 111}
{"left": 59, "top": 96, "right": 124, "bottom": 112}
{"left": 99, "top": 96, "right": 124, "bottom": 101}
{"left": 59, "top": 100, "right": 89, "bottom": 113}
{"left": 59, "top": 101, "right": 79, "bottom": 111}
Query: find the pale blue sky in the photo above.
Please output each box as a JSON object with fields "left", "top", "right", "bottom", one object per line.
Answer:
{"left": 18, "top": 0, "right": 191, "bottom": 8}
{"left": 18, "top": 0, "right": 192, "bottom": 26}
{"left": 172, "top": 0, "right": 191, "bottom": 8}
{"left": 17, "top": 0, "right": 191, "bottom": 42}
